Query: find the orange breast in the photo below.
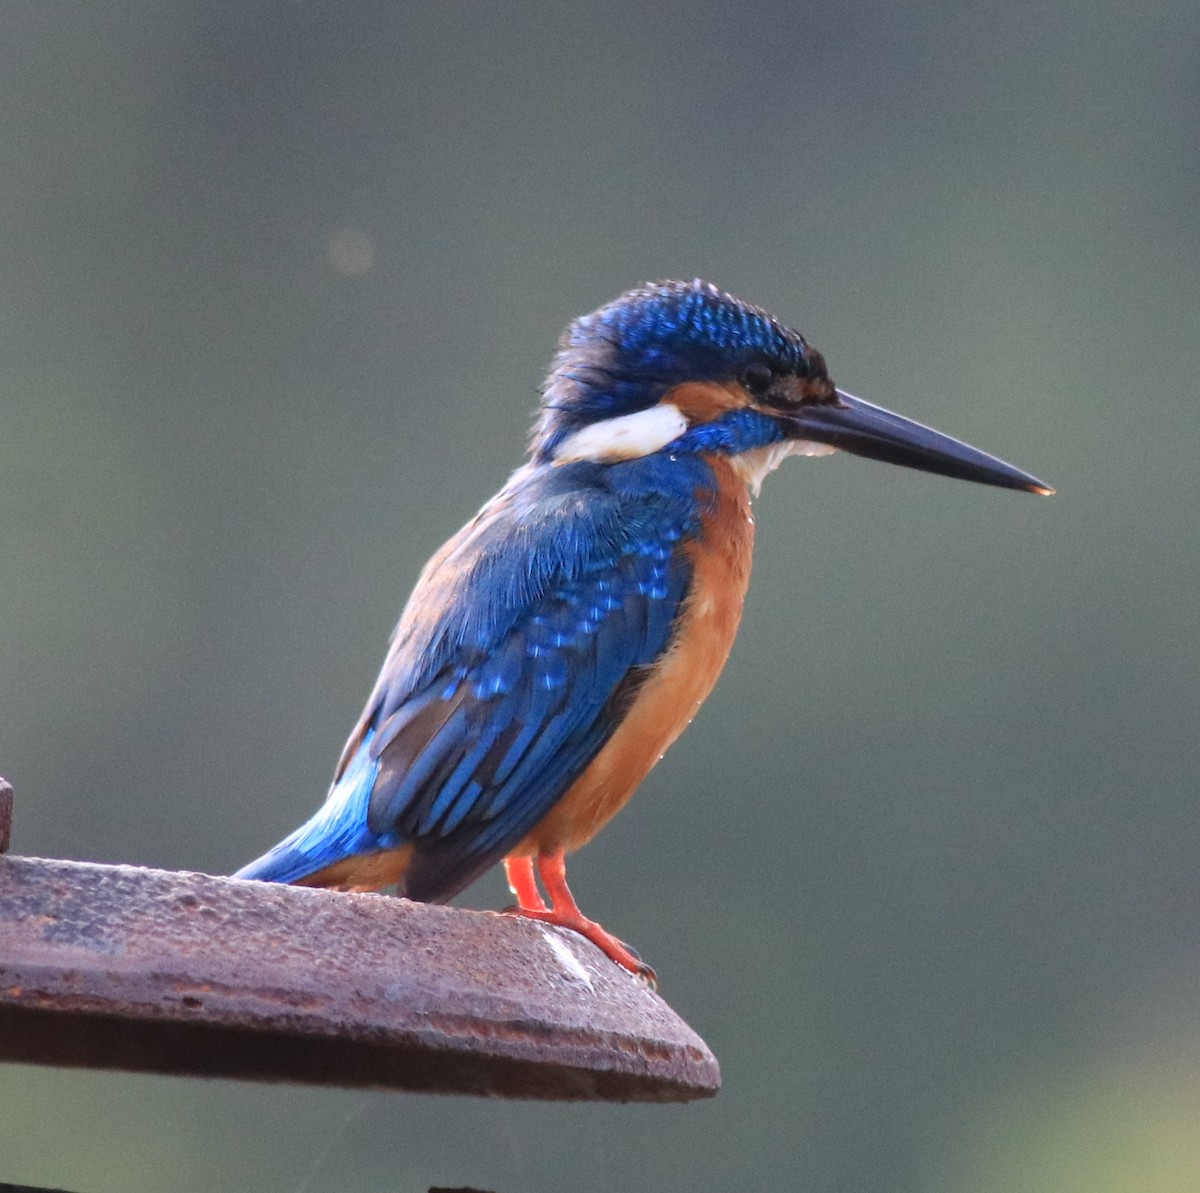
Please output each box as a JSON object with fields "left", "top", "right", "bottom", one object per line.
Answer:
{"left": 517, "top": 455, "right": 755, "bottom": 857}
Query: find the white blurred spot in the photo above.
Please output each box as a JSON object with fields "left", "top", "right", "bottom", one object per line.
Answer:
{"left": 540, "top": 926, "right": 594, "bottom": 989}
{"left": 328, "top": 227, "right": 375, "bottom": 275}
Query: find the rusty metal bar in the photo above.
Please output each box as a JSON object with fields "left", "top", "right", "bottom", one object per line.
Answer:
{"left": 0, "top": 846, "right": 719, "bottom": 1101}
{"left": 0, "top": 779, "right": 13, "bottom": 855}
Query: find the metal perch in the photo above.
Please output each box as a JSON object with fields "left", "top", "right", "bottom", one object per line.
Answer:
{"left": 0, "top": 783, "right": 718, "bottom": 1101}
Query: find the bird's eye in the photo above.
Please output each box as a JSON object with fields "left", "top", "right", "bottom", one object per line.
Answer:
{"left": 741, "top": 363, "right": 774, "bottom": 394}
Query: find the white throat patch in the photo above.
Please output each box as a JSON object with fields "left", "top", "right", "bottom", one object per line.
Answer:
{"left": 731, "top": 439, "right": 838, "bottom": 497}
{"left": 554, "top": 403, "right": 689, "bottom": 465}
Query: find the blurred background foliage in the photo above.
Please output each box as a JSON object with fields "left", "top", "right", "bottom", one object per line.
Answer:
{"left": 1, "top": 2, "right": 1198, "bottom": 1191}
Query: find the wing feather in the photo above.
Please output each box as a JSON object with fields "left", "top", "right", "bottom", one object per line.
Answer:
{"left": 240, "top": 455, "right": 718, "bottom": 900}
{"left": 349, "top": 464, "right": 700, "bottom": 900}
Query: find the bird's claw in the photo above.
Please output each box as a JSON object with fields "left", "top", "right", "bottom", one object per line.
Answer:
{"left": 504, "top": 905, "right": 657, "bottom": 987}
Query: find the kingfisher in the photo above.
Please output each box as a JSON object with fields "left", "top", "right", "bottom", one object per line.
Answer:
{"left": 235, "top": 279, "right": 1051, "bottom": 982}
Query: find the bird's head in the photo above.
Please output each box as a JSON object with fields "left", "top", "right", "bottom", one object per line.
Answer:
{"left": 532, "top": 279, "right": 1051, "bottom": 496}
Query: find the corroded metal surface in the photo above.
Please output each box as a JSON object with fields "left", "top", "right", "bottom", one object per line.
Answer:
{"left": 0, "top": 779, "right": 12, "bottom": 854}
{"left": 0, "top": 854, "right": 719, "bottom": 1100}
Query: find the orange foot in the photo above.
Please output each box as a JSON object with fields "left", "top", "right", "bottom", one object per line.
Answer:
{"left": 503, "top": 852, "right": 657, "bottom": 987}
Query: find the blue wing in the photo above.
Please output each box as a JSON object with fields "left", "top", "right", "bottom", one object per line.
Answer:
{"left": 235, "top": 455, "right": 709, "bottom": 900}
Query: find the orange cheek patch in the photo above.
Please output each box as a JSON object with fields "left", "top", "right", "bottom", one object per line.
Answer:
{"left": 660, "top": 380, "right": 748, "bottom": 423}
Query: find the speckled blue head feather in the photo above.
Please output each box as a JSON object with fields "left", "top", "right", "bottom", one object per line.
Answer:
{"left": 533, "top": 279, "right": 813, "bottom": 458}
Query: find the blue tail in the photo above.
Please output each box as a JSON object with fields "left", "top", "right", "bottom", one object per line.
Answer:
{"left": 233, "top": 732, "right": 393, "bottom": 884}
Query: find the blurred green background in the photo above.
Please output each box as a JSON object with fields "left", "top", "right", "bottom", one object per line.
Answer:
{"left": 2, "top": 3, "right": 1198, "bottom": 1191}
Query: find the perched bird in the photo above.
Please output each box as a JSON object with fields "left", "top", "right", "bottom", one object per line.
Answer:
{"left": 235, "top": 279, "right": 1051, "bottom": 981}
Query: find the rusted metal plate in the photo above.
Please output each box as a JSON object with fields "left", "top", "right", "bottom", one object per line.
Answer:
{"left": 0, "top": 854, "right": 719, "bottom": 1100}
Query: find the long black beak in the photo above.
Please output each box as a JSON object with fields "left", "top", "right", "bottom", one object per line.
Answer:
{"left": 787, "top": 389, "right": 1054, "bottom": 494}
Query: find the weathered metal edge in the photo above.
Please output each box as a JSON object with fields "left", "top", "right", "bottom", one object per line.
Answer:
{"left": 0, "top": 853, "right": 720, "bottom": 1101}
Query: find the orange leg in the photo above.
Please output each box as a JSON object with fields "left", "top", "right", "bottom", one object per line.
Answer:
{"left": 503, "top": 855, "right": 548, "bottom": 913}
{"left": 505, "top": 849, "right": 656, "bottom": 985}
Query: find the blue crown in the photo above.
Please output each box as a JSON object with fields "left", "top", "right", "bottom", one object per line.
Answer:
{"left": 534, "top": 280, "right": 811, "bottom": 455}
